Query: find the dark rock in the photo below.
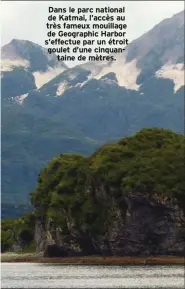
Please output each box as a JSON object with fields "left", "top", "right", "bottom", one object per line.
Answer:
{"left": 44, "top": 244, "right": 68, "bottom": 257}
{"left": 68, "top": 250, "right": 84, "bottom": 257}
{"left": 36, "top": 190, "right": 185, "bottom": 257}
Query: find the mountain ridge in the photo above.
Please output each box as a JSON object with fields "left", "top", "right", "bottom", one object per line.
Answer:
{"left": 1, "top": 10, "right": 184, "bottom": 99}
{"left": 1, "top": 10, "right": 184, "bottom": 217}
{"left": 1, "top": 39, "right": 67, "bottom": 98}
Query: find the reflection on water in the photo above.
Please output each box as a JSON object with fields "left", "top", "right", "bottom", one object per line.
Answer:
{"left": 1, "top": 263, "right": 184, "bottom": 288}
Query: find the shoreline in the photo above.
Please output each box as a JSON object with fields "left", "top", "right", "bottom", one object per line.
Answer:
{"left": 1, "top": 254, "right": 184, "bottom": 265}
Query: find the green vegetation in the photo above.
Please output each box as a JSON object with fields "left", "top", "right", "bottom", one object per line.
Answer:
{"left": 1, "top": 212, "right": 36, "bottom": 253}
{"left": 2, "top": 128, "right": 185, "bottom": 253}
{"left": 31, "top": 128, "right": 185, "bottom": 239}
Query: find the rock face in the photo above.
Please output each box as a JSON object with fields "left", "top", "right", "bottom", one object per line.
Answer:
{"left": 35, "top": 191, "right": 185, "bottom": 257}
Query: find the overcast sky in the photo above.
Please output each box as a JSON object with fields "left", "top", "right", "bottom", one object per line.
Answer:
{"left": 1, "top": 1, "right": 184, "bottom": 66}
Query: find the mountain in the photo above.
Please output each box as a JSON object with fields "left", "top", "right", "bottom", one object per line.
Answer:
{"left": 1, "top": 11, "right": 184, "bottom": 217}
{"left": 34, "top": 10, "right": 184, "bottom": 97}
{"left": 1, "top": 39, "right": 67, "bottom": 101}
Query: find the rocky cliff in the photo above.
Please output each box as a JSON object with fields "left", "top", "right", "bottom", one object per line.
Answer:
{"left": 31, "top": 128, "right": 185, "bottom": 257}
{"left": 35, "top": 192, "right": 185, "bottom": 257}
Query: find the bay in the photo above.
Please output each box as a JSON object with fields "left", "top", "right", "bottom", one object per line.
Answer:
{"left": 1, "top": 263, "right": 184, "bottom": 288}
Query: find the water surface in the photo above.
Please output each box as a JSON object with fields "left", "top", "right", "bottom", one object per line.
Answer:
{"left": 1, "top": 263, "right": 184, "bottom": 288}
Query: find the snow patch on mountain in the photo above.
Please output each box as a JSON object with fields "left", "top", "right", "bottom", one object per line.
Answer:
{"left": 78, "top": 72, "right": 94, "bottom": 88}
{"left": 93, "top": 56, "right": 141, "bottom": 90}
{"left": 33, "top": 66, "right": 66, "bottom": 89}
{"left": 156, "top": 63, "right": 184, "bottom": 92}
{"left": 1, "top": 58, "right": 30, "bottom": 71}
{"left": 15, "top": 93, "right": 28, "bottom": 104}
{"left": 56, "top": 81, "right": 69, "bottom": 96}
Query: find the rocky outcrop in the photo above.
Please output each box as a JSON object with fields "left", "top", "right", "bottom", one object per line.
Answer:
{"left": 32, "top": 128, "right": 185, "bottom": 257}
{"left": 44, "top": 244, "right": 68, "bottom": 257}
{"left": 35, "top": 190, "right": 185, "bottom": 257}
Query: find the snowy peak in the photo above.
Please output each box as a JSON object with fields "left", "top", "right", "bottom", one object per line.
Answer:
{"left": 1, "top": 39, "right": 68, "bottom": 91}
{"left": 1, "top": 39, "right": 67, "bottom": 72}
{"left": 2, "top": 39, "right": 30, "bottom": 60}
{"left": 1, "top": 10, "right": 184, "bottom": 100}
{"left": 87, "top": 10, "right": 184, "bottom": 91}
{"left": 62, "top": 10, "right": 184, "bottom": 93}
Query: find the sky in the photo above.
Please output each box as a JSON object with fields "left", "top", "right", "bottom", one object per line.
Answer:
{"left": 1, "top": 1, "right": 184, "bottom": 66}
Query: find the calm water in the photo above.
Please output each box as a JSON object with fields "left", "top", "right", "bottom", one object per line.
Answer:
{"left": 1, "top": 263, "right": 184, "bottom": 288}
